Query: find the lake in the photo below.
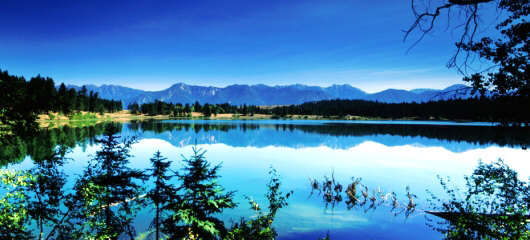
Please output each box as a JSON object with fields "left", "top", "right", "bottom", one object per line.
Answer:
{"left": 5, "top": 119, "right": 530, "bottom": 239}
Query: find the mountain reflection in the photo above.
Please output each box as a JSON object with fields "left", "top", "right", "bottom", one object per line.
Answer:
{"left": 129, "top": 120, "right": 529, "bottom": 151}
{"left": 2, "top": 120, "right": 528, "bottom": 166}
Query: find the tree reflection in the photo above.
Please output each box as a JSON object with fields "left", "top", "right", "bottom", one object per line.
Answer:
{"left": 135, "top": 120, "right": 530, "bottom": 149}
{"left": 0, "top": 122, "right": 120, "bottom": 166}
{"left": 27, "top": 147, "right": 69, "bottom": 240}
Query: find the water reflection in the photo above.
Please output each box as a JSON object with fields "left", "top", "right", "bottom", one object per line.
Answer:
{"left": 2, "top": 120, "right": 529, "bottom": 239}
{"left": 131, "top": 120, "right": 530, "bottom": 152}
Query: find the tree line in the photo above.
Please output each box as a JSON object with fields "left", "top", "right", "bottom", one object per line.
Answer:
{"left": 1, "top": 69, "right": 122, "bottom": 116}
{"left": 128, "top": 101, "right": 261, "bottom": 117}
{"left": 267, "top": 97, "right": 530, "bottom": 125}
{"left": 130, "top": 96, "right": 529, "bottom": 125}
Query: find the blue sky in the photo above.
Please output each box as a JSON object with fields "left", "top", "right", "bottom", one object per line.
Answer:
{"left": 1, "top": 0, "right": 476, "bottom": 92}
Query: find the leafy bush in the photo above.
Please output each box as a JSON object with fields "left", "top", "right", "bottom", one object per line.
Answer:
{"left": 426, "top": 159, "right": 530, "bottom": 239}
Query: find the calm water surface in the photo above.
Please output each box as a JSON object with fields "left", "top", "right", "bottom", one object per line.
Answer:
{"left": 10, "top": 120, "right": 530, "bottom": 239}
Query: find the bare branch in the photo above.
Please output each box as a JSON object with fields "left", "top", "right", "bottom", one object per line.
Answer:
{"left": 404, "top": 0, "right": 496, "bottom": 75}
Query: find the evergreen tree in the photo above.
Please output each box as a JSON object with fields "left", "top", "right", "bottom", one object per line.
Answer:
{"left": 0, "top": 69, "right": 37, "bottom": 140}
{"left": 26, "top": 148, "right": 68, "bottom": 240}
{"left": 147, "top": 151, "right": 174, "bottom": 240}
{"left": 71, "top": 126, "right": 147, "bottom": 240}
{"left": 162, "top": 147, "right": 235, "bottom": 239}
{"left": 127, "top": 102, "right": 140, "bottom": 114}
{"left": 202, "top": 103, "right": 212, "bottom": 117}
{"left": 57, "top": 83, "right": 68, "bottom": 114}
{"left": 194, "top": 101, "right": 202, "bottom": 113}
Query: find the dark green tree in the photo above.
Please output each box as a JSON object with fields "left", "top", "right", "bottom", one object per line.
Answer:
{"left": 26, "top": 148, "right": 69, "bottom": 240}
{"left": 147, "top": 151, "right": 175, "bottom": 240}
{"left": 0, "top": 69, "right": 37, "bottom": 140}
{"left": 71, "top": 126, "right": 147, "bottom": 240}
{"left": 184, "top": 103, "right": 192, "bottom": 117}
{"left": 203, "top": 103, "right": 212, "bottom": 117}
{"left": 162, "top": 147, "right": 236, "bottom": 239}
{"left": 127, "top": 102, "right": 140, "bottom": 114}
{"left": 27, "top": 75, "right": 56, "bottom": 114}
{"left": 194, "top": 101, "right": 202, "bottom": 113}
{"left": 57, "top": 83, "right": 68, "bottom": 114}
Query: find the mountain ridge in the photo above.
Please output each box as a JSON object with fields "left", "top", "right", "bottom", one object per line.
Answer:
{"left": 66, "top": 83, "right": 479, "bottom": 107}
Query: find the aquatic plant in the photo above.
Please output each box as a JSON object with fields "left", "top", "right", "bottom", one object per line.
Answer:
{"left": 309, "top": 173, "right": 417, "bottom": 217}
{"left": 225, "top": 168, "right": 293, "bottom": 240}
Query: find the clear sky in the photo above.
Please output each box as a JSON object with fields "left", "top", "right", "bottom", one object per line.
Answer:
{"left": 1, "top": 0, "right": 474, "bottom": 92}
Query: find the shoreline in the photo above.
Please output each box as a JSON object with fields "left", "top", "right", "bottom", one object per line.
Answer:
{"left": 36, "top": 110, "right": 483, "bottom": 128}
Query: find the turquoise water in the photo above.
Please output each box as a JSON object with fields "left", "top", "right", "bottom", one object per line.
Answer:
{"left": 10, "top": 120, "right": 530, "bottom": 239}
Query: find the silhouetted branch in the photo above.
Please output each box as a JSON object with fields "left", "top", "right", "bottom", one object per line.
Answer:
{"left": 404, "top": 0, "right": 497, "bottom": 74}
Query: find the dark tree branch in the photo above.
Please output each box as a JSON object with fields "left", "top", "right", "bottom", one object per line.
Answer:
{"left": 404, "top": 0, "right": 497, "bottom": 75}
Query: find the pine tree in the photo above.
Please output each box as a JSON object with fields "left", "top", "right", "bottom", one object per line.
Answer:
{"left": 71, "top": 125, "right": 147, "bottom": 240}
{"left": 147, "top": 151, "right": 174, "bottom": 240}
{"left": 162, "top": 147, "right": 235, "bottom": 239}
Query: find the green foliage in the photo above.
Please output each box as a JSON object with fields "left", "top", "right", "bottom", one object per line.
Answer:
{"left": 267, "top": 97, "right": 530, "bottom": 124}
{"left": 69, "top": 112, "right": 98, "bottom": 121}
{"left": 163, "top": 147, "right": 236, "bottom": 239}
{"left": 225, "top": 168, "right": 293, "bottom": 240}
{"left": 26, "top": 148, "right": 70, "bottom": 240}
{"left": 0, "top": 69, "right": 121, "bottom": 144}
{"left": 70, "top": 126, "right": 147, "bottom": 239}
{"left": 147, "top": 151, "right": 174, "bottom": 240}
{"left": 427, "top": 159, "right": 530, "bottom": 239}
{"left": 0, "top": 69, "right": 38, "bottom": 140}
{"left": 0, "top": 136, "right": 27, "bottom": 166}
{"left": 137, "top": 101, "right": 259, "bottom": 118}
{"left": 127, "top": 102, "right": 140, "bottom": 114}
{"left": 0, "top": 170, "right": 35, "bottom": 240}
{"left": 137, "top": 96, "right": 529, "bottom": 124}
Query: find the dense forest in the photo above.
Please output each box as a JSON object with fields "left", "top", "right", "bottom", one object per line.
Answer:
{"left": 1, "top": 69, "right": 122, "bottom": 116}
{"left": 128, "top": 101, "right": 261, "bottom": 117}
{"left": 267, "top": 97, "right": 530, "bottom": 125}
{"left": 131, "top": 96, "right": 529, "bottom": 125}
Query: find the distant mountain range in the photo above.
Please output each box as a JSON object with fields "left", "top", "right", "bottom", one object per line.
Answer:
{"left": 67, "top": 83, "right": 479, "bottom": 107}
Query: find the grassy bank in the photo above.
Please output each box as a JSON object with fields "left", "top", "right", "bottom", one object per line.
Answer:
{"left": 37, "top": 111, "right": 169, "bottom": 128}
{"left": 37, "top": 111, "right": 475, "bottom": 128}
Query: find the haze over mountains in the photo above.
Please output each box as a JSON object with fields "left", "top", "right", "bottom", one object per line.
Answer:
{"left": 67, "top": 83, "right": 478, "bottom": 107}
